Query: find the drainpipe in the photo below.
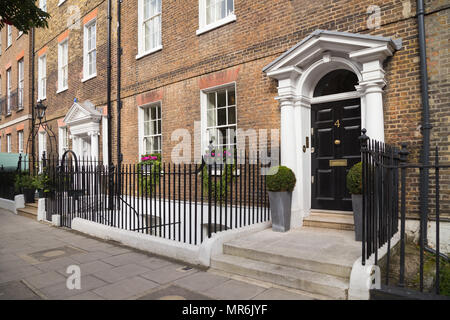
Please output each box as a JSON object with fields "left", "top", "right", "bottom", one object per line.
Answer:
{"left": 117, "top": 0, "right": 122, "bottom": 166}
{"left": 31, "top": 28, "right": 36, "bottom": 169}
{"left": 417, "top": 0, "right": 431, "bottom": 244}
{"left": 107, "top": 0, "right": 114, "bottom": 212}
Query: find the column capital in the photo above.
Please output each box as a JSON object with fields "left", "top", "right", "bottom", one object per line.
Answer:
{"left": 357, "top": 79, "right": 386, "bottom": 94}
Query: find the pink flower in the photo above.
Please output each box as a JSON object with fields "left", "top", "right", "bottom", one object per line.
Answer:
{"left": 150, "top": 156, "right": 157, "bottom": 160}
{"left": 211, "top": 152, "right": 215, "bottom": 156}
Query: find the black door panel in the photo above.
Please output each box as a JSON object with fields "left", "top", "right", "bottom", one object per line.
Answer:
{"left": 311, "top": 99, "right": 361, "bottom": 211}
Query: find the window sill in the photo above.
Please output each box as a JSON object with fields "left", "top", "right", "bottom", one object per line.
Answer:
{"left": 56, "top": 87, "right": 68, "bottom": 94}
{"left": 37, "top": 97, "right": 47, "bottom": 102}
{"left": 81, "top": 73, "right": 97, "bottom": 83}
{"left": 16, "top": 107, "right": 24, "bottom": 112}
{"left": 136, "top": 45, "right": 163, "bottom": 60}
{"left": 196, "top": 14, "right": 237, "bottom": 36}
{"left": 58, "top": 0, "right": 66, "bottom": 6}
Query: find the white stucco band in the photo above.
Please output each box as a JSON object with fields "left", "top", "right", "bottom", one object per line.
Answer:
{"left": 264, "top": 30, "right": 402, "bottom": 222}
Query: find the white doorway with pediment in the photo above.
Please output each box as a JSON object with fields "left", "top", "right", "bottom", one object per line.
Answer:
{"left": 63, "top": 100, "right": 102, "bottom": 161}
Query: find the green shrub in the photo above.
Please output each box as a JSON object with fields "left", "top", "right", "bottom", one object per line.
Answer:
{"left": 265, "top": 166, "right": 296, "bottom": 192}
{"left": 346, "top": 162, "right": 362, "bottom": 195}
{"left": 14, "top": 174, "right": 35, "bottom": 191}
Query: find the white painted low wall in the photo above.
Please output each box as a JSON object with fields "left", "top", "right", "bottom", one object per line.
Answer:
{"left": 71, "top": 217, "right": 271, "bottom": 267}
{"left": 0, "top": 197, "right": 17, "bottom": 214}
{"left": 405, "top": 219, "right": 450, "bottom": 255}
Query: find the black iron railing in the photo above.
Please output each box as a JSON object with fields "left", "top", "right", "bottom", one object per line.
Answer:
{"left": 360, "top": 129, "right": 449, "bottom": 296}
{"left": 36, "top": 153, "right": 270, "bottom": 245}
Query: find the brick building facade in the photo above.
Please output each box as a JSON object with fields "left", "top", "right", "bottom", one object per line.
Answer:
{"left": 0, "top": 25, "right": 32, "bottom": 156}
{"left": 19, "top": 0, "right": 448, "bottom": 219}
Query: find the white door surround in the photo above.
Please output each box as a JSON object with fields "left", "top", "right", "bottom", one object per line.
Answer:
{"left": 264, "top": 30, "right": 402, "bottom": 227}
{"left": 63, "top": 100, "right": 101, "bottom": 161}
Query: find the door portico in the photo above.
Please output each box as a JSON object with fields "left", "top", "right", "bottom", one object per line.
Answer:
{"left": 63, "top": 100, "right": 102, "bottom": 161}
{"left": 264, "top": 30, "right": 402, "bottom": 226}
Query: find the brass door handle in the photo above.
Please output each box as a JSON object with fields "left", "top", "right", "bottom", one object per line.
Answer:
{"left": 334, "top": 140, "right": 341, "bottom": 145}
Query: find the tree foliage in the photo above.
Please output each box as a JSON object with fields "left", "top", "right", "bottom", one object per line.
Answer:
{"left": 0, "top": 0, "right": 50, "bottom": 34}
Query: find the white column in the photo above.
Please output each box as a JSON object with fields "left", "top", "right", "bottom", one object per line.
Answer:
{"left": 360, "top": 81, "right": 385, "bottom": 142}
{"left": 72, "top": 136, "right": 80, "bottom": 159}
{"left": 279, "top": 96, "right": 297, "bottom": 171}
{"left": 90, "top": 131, "right": 99, "bottom": 162}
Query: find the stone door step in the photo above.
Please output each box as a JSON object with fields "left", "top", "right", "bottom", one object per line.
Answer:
{"left": 303, "top": 211, "right": 354, "bottom": 231}
{"left": 17, "top": 206, "right": 38, "bottom": 219}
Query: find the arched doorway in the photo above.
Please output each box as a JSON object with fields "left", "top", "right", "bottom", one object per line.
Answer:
{"left": 310, "top": 69, "right": 361, "bottom": 211}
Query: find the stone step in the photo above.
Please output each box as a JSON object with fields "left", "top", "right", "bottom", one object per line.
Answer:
{"left": 211, "top": 254, "right": 348, "bottom": 299}
{"left": 224, "top": 242, "right": 352, "bottom": 279}
{"left": 27, "top": 202, "right": 39, "bottom": 208}
{"left": 303, "top": 212, "right": 354, "bottom": 231}
{"left": 17, "top": 207, "right": 38, "bottom": 219}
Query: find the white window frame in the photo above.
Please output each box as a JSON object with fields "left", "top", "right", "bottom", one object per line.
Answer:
{"left": 6, "top": 134, "right": 11, "bottom": 153}
{"left": 197, "top": 0, "right": 236, "bottom": 35}
{"left": 38, "top": 54, "right": 47, "bottom": 100}
{"left": 18, "top": 59, "right": 24, "bottom": 110}
{"left": 200, "top": 82, "right": 237, "bottom": 155}
{"left": 57, "top": 39, "right": 69, "bottom": 93}
{"left": 7, "top": 25, "right": 12, "bottom": 48}
{"left": 136, "top": 0, "right": 162, "bottom": 59}
{"left": 18, "top": 130, "right": 24, "bottom": 154}
{"left": 39, "top": 0, "right": 47, "bottom": 12}
{"left": 138, "top": 101, "right": 162, "bottom": 158}
{"left": 83, "top": 19, "right": 97, "bottom": 81}
{"left": 6, "top": 68, "right": 11, "bottom": 115}
{"left": 58, "top": 0, "right": 67, "bottom": 6}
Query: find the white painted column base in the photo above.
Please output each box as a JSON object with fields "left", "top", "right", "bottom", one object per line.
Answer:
{"left": 14, "top": 194, "right": 25, "bottom": 214}
{"left": 37, "top": 198, "right": 46, "bottom": 221}
{"left": 52, "top": 214, "right": 61, "bottom": 227}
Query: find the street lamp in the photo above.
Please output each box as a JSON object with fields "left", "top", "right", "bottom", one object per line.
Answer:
{"left": 36, "top": 100, "right": 47, "bottom": 120}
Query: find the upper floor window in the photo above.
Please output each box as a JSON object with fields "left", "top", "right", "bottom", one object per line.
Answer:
{"left": 197, "top": 0, "right": 235, "bottom": 35}
{"left": 18, "top": 59, "right": 24, "bottom": 109}
{"left": 7, "top": 25, "right": 12, "bottom": 47}
{"left": 38, "top": 54, "right": 47, "bottom": 100}
{"left": 6, "top": 68, "right": 11, "bottom": 114}
{"left": 39, "top": 0, "right": 47, "bottom": 12}
{"left": 137, "top": 0, "right": 162, "bottom": 58}
{"left": 58, "top": 40, "right": 69, "bottom": 92}
{"left": 83, "top": 20, "right": 97, "bottom": 79}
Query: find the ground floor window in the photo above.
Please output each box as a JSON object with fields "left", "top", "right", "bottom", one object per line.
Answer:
{"left": 18, "top": 131, "right": 23, "bottom": 154}
{"left": 205, "top": 85, "right": 237, "bottom": 152}
{"left": 6, "top": 134, "right": 11, "bottom": 153}
{"left": 141, "top": 102, "right": 162, "bottom": 155}
{"left": 58, "top": 127, "right": 69, "bottom": 156}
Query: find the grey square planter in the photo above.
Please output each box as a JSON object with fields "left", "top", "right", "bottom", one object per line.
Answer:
{"left": 268, "top": 191, "right": 292, "bottom": 232}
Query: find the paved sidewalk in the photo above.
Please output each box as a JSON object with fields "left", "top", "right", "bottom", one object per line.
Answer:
{"left": 0, "top": 208, "right": 315, "bottom": 300}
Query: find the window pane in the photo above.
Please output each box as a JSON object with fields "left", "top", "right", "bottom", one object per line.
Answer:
{"left": 144, "top": 0, "right": 151, "bottom": 19}
{"left": 207, "top": 109, "right": 216, "bottom": 127}
{"left": 227, "top": 0, "right": 234, "bottom": 15}
{"left": 207, "top": 93, "right": 215, "bottom": 109}
{"left": 217, "top": 90, "right": 226, "bottom": 108}
{"left": 217, "top": 108, "right": 227, "bottom": 126}
{"left": 227, "top": 89, "right": 236, "bottom": 105}
{"left": 228, "top": 106, "right": 236, "bottom": 124}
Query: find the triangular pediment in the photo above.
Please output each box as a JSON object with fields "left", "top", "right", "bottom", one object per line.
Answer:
{"left": 263, "top": 30, "right": 402, "bottom": 75}
{"left": 64, "top": 101, "right": 101, "bottom": 125}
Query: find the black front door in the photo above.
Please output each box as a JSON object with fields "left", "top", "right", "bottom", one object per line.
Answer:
{"left": 311, "top": 98, "right": 361, "bottom": 211}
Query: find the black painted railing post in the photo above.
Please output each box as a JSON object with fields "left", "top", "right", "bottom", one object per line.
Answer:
{"left": 398, "top": 143, "right": 409, "bottom": 287}
{"left": 359, "top": 128, "right": 369, "bottom": 265}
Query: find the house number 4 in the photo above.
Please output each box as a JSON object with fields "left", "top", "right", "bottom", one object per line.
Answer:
{"left": 334, "top": 120, "right": 340, "bottom": 128}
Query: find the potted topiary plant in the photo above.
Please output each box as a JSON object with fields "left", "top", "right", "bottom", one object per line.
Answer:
{"left": 346, "top": 162, "right": 362, "bottom": 241}
{"left": 266, "top": 166, "right": 296, "bottom": 232}
{"left": 15, "top": 174, "right": 36, "bottom": 203}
